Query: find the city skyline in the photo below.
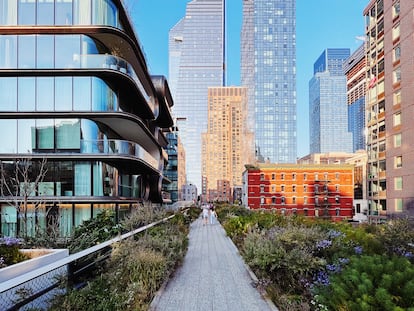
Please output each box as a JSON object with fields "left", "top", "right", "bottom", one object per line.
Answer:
{"left": 129, "top": 0, "right": 367, "bottom": 159}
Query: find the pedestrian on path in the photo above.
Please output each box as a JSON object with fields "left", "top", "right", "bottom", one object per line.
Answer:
{"left": 202, "top": 204, "right": 209, "bottom": 225}
{"left": 210, "top": 206, "right": 217, "bottom": 224}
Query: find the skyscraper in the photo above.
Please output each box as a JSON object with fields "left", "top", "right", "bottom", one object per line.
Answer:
{"left": 201, "top": 87, "right": 254, "bottom": 202}
{"left": 343, "top": 44, "right": 366, "bottom": 152}
{"left": 241, "top": 0, "right": 297, "bottom": 164}
{"left": 309, "top": 48, "right": 353, "bottom": 154}
{"left": 169, "top": 0, "right": 225, "bottom": 191}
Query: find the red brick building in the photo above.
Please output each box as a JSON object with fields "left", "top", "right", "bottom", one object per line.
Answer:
{"left": 242, "top": 164, "right": 354, "bottom": 220}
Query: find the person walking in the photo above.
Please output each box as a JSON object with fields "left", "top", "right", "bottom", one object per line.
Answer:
{"left": 210, "top": 206, "right": 217, "bottom": 225}
{"left": 202, "top": 204, "right": 209, "bottom": 225}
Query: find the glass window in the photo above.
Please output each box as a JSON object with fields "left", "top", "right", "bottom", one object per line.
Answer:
{"left": 18, "top": 35, "right": 35, "bottom": 68}
{"left": 393, "top": 45, "right": 401, "bottom": 62}
{"left": 0, "top": 77, "right": 17, "bottom": 111}
{"left": 260, "top": 185, "right": 265, "bottom": 193}
{"left": 93, "top": 0, "right": 117, "bottom": 27}
{"left": 17, "top": 119, "right": 35, "bottom": 153}
{"left": 36, "top": 77, "right": 54, "bottom": 111}
{"left": 37, "top": 35, "right": 55, "bottom": 68}
{"left": 74, "top": 77, "right": 91, "bottom": 110}
{"left": 18, "top": 0, "right": 35, "bottom": 25}
{"left": 18, "top": 77, "right": 35, "bottom": 111}
{"left": 393, "top": 90, "right": 401, "bottom": 105}
{"left": 0, "top": 120, "right": 17, "bottom": 152}
{"left": 74, "top": 163, "right": 91, "bottom": 195}
{"left": 74, "top": 204, "right": 91, "bottom": 226}
{"left": 93, "top": 162, "right": 104, "bottom": 196}
{"left": 393, "top": 1, "right": 400, "bottom": 19}
{"left": 55, "top": 77, "right": 73, "bottom": 110}
{"left": 56, "top": 119, "right": 80, "bottom": 149}
{"left": 393, "top": 112, "right": 401, "bottom": 126}
{"left": 55, "top": 0, "right": 73, "bottom": 25}
{"left": 394, "top": 133, "right": 402, "bottom": 147}
{"left": 0, "top": 35, "right": 17, "bottom": 68}
{"left": 393, "top": 67, "right": 401, "bottom": 83}
{"left": 55, "top": 35, "right": 81, "bottom": 68}
{"left": 0, "top": 0, "right": 18, "bottom": 25}
{"left": 37, "top": 0, "right": 54, "bottom": 25}
{"left": 395, "top": 199, "right": 403, "bottom": 212}
{"left": 395, "top": 156, "right": 402, "bottom": 168}
{"left": 392, "top": 23, "right": 400, "bottom": 41}
{"left": 36, "top": 119, "right": 54, "bottom": 149}
{"left": 395, "top": 177, "right": 402, "bottom": 190}
{"left": 74, "top": 0, "right": 91, "bottom": 25}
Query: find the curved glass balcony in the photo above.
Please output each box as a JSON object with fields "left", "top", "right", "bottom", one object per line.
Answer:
{"left": 71, "top": 54, "right": 157, "bottom": 117}
{"left": 80, "top": 139, "right": 160, "bottom": 171}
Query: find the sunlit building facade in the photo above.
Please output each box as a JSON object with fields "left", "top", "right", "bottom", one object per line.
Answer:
{"left": 344, "top": 44, "right": 366, "bottom": 152}
{"left": 168, "top": 0, "right": 225, "bottom": 191}
{"left": 241, "top": 0, "right": 297, "bottom": 164}
{"left": 309, "top": 48, "right": 353, "bottom": 154}
{"left": 364, "top": 0, "right": 414, "bottom": 218}
{"left": 0, "top": 0, "right": 174, "bottom": 237}
{"left": 242, "top": 163, "right": 354, "bottom": 221}
{"left": 201, "top": 87, "right": 254, "bottom": 202}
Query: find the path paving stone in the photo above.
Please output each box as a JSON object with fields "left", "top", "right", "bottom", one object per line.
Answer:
{"left": 150, "top": 217, "right": 278, "bottom": 311}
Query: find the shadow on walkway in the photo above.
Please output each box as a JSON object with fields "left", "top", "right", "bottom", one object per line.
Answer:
{"left": 150, "top": 217, "right": 278, "bottom": 311}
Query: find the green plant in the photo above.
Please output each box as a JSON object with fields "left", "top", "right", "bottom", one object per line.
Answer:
{"left": 0, "top": 237, "right": 29, "bottom": 267}
{"left": 69, "top": 210, "right": 123, "bottom": 253}
{"left": 314, "top": 255, "right": 414, "bottom": 310}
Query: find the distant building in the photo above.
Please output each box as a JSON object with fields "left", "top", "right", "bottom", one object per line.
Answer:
{"left": 364, "top": 0, "right": 414, "bottom": 218}
{"left": 202, "top": 87, "right": 254, "bottom": 203}
{"left": 309, "top": 48, "right": 353, "bottom": 154}
{"left": 169, "top": 0, "right": 225, "bottom": 190}
{"left": 343, "top": 44, "right": 366, "bottom": 152}
{"left": 182, "top": 184, "right": 197, "bottom": 203}
{"left": 242, "top": 163, "right": 354, "bottom": 221}
{"left": 241, "top": 0, "right": 297, "bottom": 164}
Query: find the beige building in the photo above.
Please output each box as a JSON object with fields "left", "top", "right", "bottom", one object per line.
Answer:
{"left": 364, "top": 0, "right": 414, "bottom": 217}
{"left": 202, "top": 87, "right": 254, "bottom": 202}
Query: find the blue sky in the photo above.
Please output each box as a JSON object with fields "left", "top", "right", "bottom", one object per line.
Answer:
{"left": 128, "top": 0, "right": 368, "bottom": 158}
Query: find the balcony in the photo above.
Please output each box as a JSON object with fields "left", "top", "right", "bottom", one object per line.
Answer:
{"left": 80, "top": 139, "right": 160, "bottom": 171}
{"left": 74, "top": 54, "right": 158, "bottom": 118}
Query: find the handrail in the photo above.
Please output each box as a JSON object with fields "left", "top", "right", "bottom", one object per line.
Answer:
{"left": 0, "top": 214, "right": 175, "bottom": 294}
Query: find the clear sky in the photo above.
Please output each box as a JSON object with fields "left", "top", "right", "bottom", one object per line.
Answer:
{"left": 127, "top": 0, "right": 368, "bottom": 158}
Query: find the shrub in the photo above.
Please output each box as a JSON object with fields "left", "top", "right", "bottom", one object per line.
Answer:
{"left": 314, "top": 255, "right": 414, "bottom": 310}
{"left": 0, "top": 237, "right": 28, "bottom": 267}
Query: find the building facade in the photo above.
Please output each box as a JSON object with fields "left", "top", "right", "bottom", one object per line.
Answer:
{"left": 309, "top": 48, "right": 353, "bottom": 154}
{"left": 364, "top": 0, "right": 414, "bottom": 217}
{"left": 343, "top": 44, "right": 367, "bottom": 152}
{"left": 0, "top": 0, "right": 174, "bottom": 237}
{"left": 201, "top": 86, "right": 254, "bottom": 202}
{"left": 241, "top": 0, "right": 297, "bottom": 164}
{"left": 242, "top": 163, "right": 354, "bottom": 220}
{"left": 168, "top": 0, "right": 225, "bottom": 191}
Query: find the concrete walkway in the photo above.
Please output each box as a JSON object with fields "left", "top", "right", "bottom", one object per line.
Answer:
{"left": 150, "top": 216, "right": 277, "bottom": 311}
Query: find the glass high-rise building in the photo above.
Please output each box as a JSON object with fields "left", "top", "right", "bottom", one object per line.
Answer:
{"left": 169, "top": 0, "right": 225, "bottom": 191}
{"left": 309, "top": 48, "right": 353, "bottom": 154}
{"left": 241, "top": 0, "right": 297, "bottom": 164}
{"left": 0, "top": 0, "right": 174, "bottom": 237}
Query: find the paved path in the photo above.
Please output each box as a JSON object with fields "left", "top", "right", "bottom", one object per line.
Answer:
{"left": 150, "top": 217, "right": 277, "bottom": 311}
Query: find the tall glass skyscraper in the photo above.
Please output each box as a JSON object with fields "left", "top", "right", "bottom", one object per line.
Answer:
{"left": 309, "top": 48, "right": 353, "bottom": 153}
{"left": 169, "top": 0, "right": 225, "bottom": 191}
{"left": 241, "top": 0, "right": 297, "bottom": 164}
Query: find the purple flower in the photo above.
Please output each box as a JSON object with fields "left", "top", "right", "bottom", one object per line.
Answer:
{"left": 404, "top": 252, "right": 413, "bottom": 259}
{"left": 316, "top": 239, "right": 332, "bottom": 250}
{"left": 328, "top": 230, "right": 343, "bottom": 239}
{"left": 338, "top": 257, "right": 350, "bottom": 265}
{"left": 354, "top": 246, "right": 363, "bottom": 255}
{"left": 0, "top": 237, "right": 23, "bottom": 246}
{"left": 313, "top": 271, "right": 330, "bottom": 287}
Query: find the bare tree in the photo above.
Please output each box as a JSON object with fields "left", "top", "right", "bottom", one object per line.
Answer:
{"left": 0, "top": 158, "right": 48, "bottom": 238}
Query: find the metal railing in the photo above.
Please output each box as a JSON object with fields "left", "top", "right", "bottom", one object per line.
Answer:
{"left": 0, "top": 214, "right": 175, "bottom": 311}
